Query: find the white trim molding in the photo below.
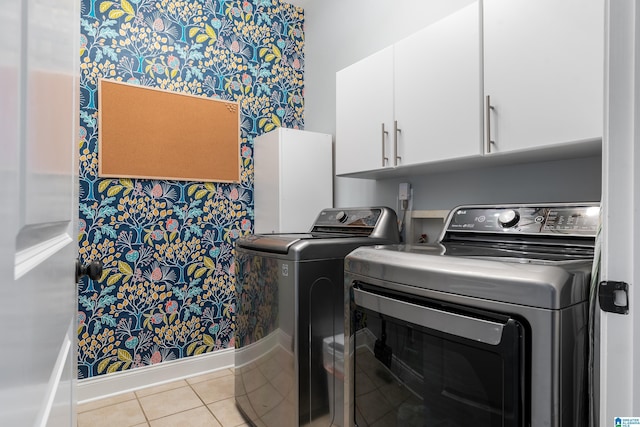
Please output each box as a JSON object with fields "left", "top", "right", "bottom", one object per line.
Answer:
{"left": 14, "top": 232, "right": 72, "bottom": 280}
{"left": 77, "top": 348, "right": 234, "bottom": 404}
{"left": 600, "top": 0, "right": 640, "bottom": 423}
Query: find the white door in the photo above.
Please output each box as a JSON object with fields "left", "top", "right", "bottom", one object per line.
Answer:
{"left": 335, "top": 46, "right": 394, "bottom": 175}
{"left": 483, "top": 0, "right": 604, "bottom": 153}
{"left": 600, "top": 0, "right": 640, "bottom": 423}
{"left": 0, "top": 0, "right": 79, "bottom": 426}
{"left": 394, "top": 1, "right": 482, "bottom": 166}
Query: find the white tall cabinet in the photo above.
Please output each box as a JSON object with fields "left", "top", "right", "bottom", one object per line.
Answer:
{"left": 253, "top": 128, "right": 333, "bottom": 233}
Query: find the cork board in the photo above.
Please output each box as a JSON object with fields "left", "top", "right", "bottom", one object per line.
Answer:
{"left": 98, "top": 79, "right": 240, "bottom": 182}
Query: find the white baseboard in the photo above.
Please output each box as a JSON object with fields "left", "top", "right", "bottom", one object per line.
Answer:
{"left": 77, "top": 347, "right": 234, "bottom": 404}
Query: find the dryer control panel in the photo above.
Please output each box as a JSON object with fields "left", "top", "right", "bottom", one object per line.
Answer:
{"left": 446, "top": 204, "right": 600, "bottom": 237}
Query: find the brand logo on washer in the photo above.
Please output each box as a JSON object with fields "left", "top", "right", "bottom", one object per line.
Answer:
{"left": 282, "top": 264, "right": 289, "bottom": 277}
{"left": 457, "top": 210, "right": 467, "bottom": 215}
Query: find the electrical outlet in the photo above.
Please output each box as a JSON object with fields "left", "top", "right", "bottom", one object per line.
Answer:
{"left": 399, "top": 183, "right": 411, "bottom": 201}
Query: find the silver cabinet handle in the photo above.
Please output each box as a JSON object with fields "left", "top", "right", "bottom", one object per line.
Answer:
{"left": 381, "top": 123, "right": 389, "bottom": 166}
{"left": 353, "top": 287, "right": 504, "bottom": 345}
{"left": 394, "top": 120, "right": 401, "bottom": 165}
{"left": 485, "top": 95, "right": 496, "bottom": 153}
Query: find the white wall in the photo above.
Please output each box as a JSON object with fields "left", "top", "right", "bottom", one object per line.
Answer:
{"left": 301, "top": 0, "right": 602, "bottom": 210}
{"left": 364, "top": 156, "right": 602, "bottom": 210}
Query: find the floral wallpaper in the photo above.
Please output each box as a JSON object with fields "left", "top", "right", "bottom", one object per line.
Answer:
{"left": 78, "top": 0, "right": 304, "bottom": 379}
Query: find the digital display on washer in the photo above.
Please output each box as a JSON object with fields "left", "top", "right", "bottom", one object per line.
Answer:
{"left": 543, "top": 207, "right": 599, "bottom": 234}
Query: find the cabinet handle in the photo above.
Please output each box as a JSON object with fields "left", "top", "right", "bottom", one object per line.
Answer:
{"left": 485, "top": 95, "right": 496, "bottom": 153}
{"left": 394, "top": 120, "right": 402, "bottom": 165}
{"left": 381, "top": 123, "right": 389, "bottom": 166}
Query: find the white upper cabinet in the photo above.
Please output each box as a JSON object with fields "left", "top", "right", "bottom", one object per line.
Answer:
{"left": 483, "top": 0, "right": 604, "bottom": 154}
{"left": 336, "top": 47, "right": 394, "bottom": 175}
{"left": 395, "top": 2, "right": 482, "bottom": 166}
{"left": 336, "top": 3, "right": 481, "bottom": 176}
{"left": 335, "top": 0, "right": 604, "bottom": 177}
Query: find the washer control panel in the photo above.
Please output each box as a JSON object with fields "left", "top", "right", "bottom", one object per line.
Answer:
{"left": 315, "top": 208, "right": 382, "bottom": 228}
{"left": 446, "top": 204, "right": 600, "bottom": 236}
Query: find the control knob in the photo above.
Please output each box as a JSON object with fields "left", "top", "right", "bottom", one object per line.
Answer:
{"left": 335, "top": 211, "right": 348, "bottom": 223}
{"left": 498, "top": 209, "right": 520, "bottom": 228}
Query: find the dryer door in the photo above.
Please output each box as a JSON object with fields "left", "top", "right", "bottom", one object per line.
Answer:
{"left": 351, "top": 283, "right": 527, "bottom": 427}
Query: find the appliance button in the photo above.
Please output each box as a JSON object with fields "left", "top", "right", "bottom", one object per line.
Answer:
{"left": 498, "top": 210, "right": 520, "bottom": 228}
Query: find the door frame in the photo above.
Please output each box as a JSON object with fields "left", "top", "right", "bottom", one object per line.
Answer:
{"left": 600, "top": 0, "right": 640, "bottom": 423}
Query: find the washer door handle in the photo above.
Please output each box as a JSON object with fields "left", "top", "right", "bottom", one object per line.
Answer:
{"left": 353, "top": 287, "right": 505, "bottom": 345}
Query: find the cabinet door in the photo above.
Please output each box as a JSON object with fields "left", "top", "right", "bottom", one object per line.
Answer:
{"left": 336, "top": 47, "right": 394, "bottom": 175}
{"left": 395, "top": 2, "right": 482, "bottom": 166}
{"left": 483, "top": 0, "right": 604, "bottom": 153}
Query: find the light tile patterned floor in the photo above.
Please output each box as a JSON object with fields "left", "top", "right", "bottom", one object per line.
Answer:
{"left": 77, "top": 368, "right": 250, "bottom": 427}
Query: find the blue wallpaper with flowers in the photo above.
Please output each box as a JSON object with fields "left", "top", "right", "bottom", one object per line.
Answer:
{"left": 78, "top": 0, "right": 304, "bottom": 379}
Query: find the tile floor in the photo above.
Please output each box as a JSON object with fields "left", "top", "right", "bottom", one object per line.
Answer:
{"left": 77, "top": 368, "right": 250, "bottom": 427}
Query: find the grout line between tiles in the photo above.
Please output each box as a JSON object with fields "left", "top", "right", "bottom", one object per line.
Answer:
{"left": 188, "top": 380, "right": 227, "bottom": 426}
{"left": 77, "top": 395, "right": 138, "bottom": 414}
{"left": 142, "top": 403, "right": 211, "bottom": 425}
{"left": 135, "top": 394, "right": 151, "bottom": 425}
{"left": 79, "top": 373, "right": 240, "bottom": 427}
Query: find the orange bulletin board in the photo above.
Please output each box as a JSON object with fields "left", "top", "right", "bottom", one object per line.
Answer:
{"left": 98, "top": 79, "right": 240, "bottom": 183}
